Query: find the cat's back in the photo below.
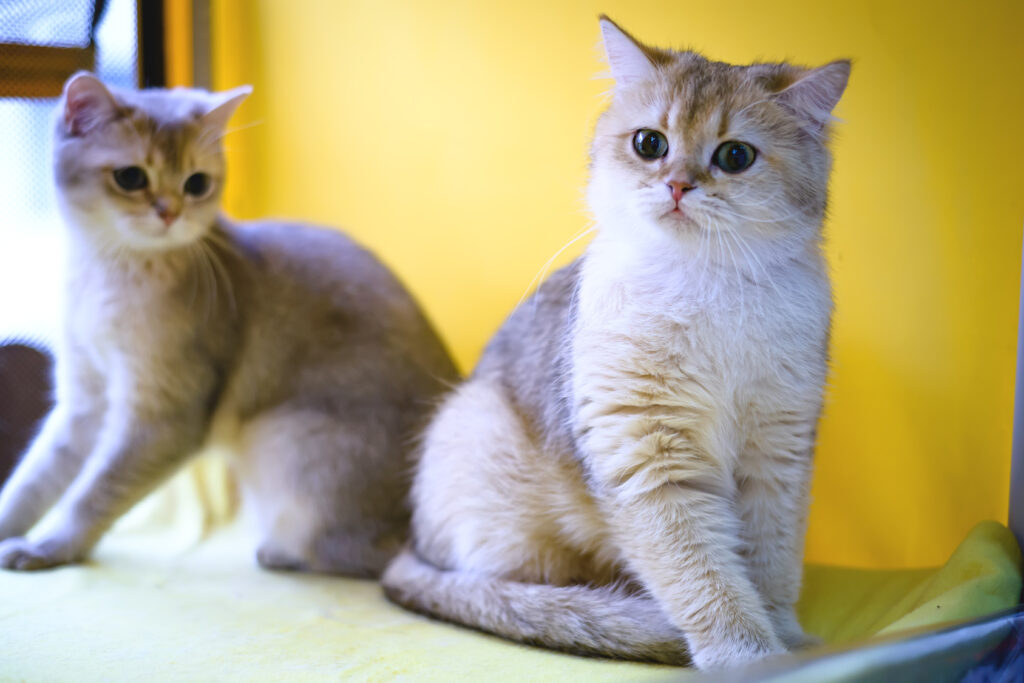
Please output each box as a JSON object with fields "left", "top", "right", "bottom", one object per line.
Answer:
{"left": 226, "top": 219, "right": 452, "bottom": 351}
{"left": 221, "top": 218, "right": 458, "bottom": 406}
{"left": 226, "top": 219, "right": 406, "bottom": 306}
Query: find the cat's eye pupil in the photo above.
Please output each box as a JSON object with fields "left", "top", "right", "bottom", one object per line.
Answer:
{"left": 633, "top": 129, "right": 669, "bottom": 160}
{"left": 713, "top": 141, "right": 757, "bottom": 173}
{"left": 184, "top": 172, "right": 210, "bottom": 197}
{"left": 112, "top": 166, "right": 147, "bottom": 191}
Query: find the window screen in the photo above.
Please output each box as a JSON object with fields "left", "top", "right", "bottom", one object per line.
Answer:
{"left": 0, "top": 0, "right": 137, "bottom": 343}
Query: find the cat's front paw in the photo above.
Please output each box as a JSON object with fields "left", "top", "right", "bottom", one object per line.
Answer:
{"left": 0, "top": 537, "right": 79, "bottom": 571}
{"left": 784, "top": 631, "right": 824, "bottom": 650}
{"left": 690, "top": 630, "right": 786, "bottom": 671}
{"left": 691, "top": 643, "right": 785, "bottom": 671}
{"left": 256, "top": 544, "right": 309, "bottom": 572}
{"left": 769, "top": 608, "right": 822, "bottom": 651}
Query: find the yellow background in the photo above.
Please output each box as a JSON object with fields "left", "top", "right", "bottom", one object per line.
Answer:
{"left": 167, "top": 0, "right": 1024, "bottom": 568}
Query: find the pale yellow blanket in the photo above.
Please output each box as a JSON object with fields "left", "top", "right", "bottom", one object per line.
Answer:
{"left": 1, "top": 458, "right": 1020, "bottom": 681}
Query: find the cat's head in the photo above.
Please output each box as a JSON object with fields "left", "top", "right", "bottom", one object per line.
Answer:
{"left": 53, "top": 73, "right": 251, "bottom": 252}
{"left": 588, "top": 18, "right": 849, "bottom": 266}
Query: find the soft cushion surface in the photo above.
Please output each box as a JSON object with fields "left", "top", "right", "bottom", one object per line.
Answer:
{"left": 1, "top": 457, "right": 1020, "bottom": 680}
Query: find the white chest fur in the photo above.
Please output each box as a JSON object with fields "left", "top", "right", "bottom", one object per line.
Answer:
{"left": 571, "top": 231, "right": 832, "bottom": 480}
{"left": 63, "top": 246, "right": 194, "bottom": 374}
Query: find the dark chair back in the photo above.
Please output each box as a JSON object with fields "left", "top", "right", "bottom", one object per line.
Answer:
{"left": 0, "top": 342, "right": 54, "bottom": 485}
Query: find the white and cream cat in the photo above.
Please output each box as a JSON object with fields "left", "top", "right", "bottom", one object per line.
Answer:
{"left": 0, "top": 74, "right": 458, "bottom": 575}
{"left": 383, "top": 17, "right": 849, "bottom": 669}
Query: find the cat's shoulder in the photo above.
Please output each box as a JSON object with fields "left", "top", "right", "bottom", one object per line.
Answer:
{"left": 531, "top": 258, "right": 584, "bottom": 310}
{"left": 223, "top": 218, "right": 360, "bottom": 258}
{"left": 476, "top": 257, "right": 582, "bottom": 376}
{"left": 221, "top": 217, "right": 394, "bottom": 279}
{"left": 507, "top": 257, "right": 583, "bottom": 330}
{"left": 217, "top": 217, "right": 421, "bottom": 317}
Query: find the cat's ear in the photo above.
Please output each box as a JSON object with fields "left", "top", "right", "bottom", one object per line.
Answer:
{"left": 63, "top": 72, "right": 118, "bottom": 136}
{"left": 201, "top": 85, "right": 253, "bottom": 132}
{"left": 776, "top": 60, "right": 851, "bottom": 127}
{"left": 599, "top": 16, "right": 658, "bottom": 86}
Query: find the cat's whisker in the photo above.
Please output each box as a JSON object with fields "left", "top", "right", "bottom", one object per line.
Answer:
{"left": 195, "top": 240, "right": 216, "bottom": 319}
{"left": 718, "top": 193, "right": 796, "bottom": 212}
{"left": 203, "top": 229, "right": 245, "bottom": 262}
{"left": 194, "top": 239, "right": 216, "bottom": 321}
{"left": 721, "top": 227, "right": 767, "bottom": 310}
{"left": 709, "top": 200, "right": 805, "bottom": 227}
{"left": 515, "top": 226, "right": 595, "bottom": 315}
{"left": 709, "top": 206, "right": 780, "bottom": 225}
{"left": 694, "top": 224, "right": 713, "bottom": 292}
{"left": 718, "top": 184, "right": 790, "bottom": 209}
{"left": 203, "top": 239, "right": 238, "bottom": 319}
{"left": 202, "top": 119, "right": 265, "bottom": 145}
{"left": 703, "top": 225, "right": 723, "bottom": 296}
{"left": 186, "top": 243, "right": 202, "bottom": 311}
{"left": 714, "top": 209, "right": 794, "bottom": 227}
{"left": 736, "top": 227, "right": 790, "bottom": 315}
{"left": 713, "top": 217, "right": 754, "bottom": 321}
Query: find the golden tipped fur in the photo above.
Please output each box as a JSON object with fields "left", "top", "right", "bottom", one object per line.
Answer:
{"left": 383, "top": 18, "right": 849, "bottom": 670}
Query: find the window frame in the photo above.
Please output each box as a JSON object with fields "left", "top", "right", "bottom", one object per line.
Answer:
{"left": 0, "top": 0, "right": 166, "bottom": 98}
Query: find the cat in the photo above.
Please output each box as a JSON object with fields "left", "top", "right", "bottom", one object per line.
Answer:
{"left": 0, "top": 73, "right": 459, "bottom": 575}
{"left": 382, "top": 16, "right": 849, "bottom": 670}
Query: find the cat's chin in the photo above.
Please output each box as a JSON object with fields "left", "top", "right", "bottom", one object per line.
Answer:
{"left": 115, "top": 220, "right": 208, "bottom": 253}
{"left": 112, "top": 232, "right": 201, "bottom": 255}
{"left": 654, "top": 210, "right": 705, "bottom": 238}
{"left": 660, "top": 207, "right": 695, "bottom": 224}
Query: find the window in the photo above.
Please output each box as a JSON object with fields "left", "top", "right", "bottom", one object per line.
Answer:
{"left": 0, "top": 0, "right": 137, "bottom": 342}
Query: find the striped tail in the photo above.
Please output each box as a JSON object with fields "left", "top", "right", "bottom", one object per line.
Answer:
{"left": 381, "top": 547, "right": 690, "bottom": 665}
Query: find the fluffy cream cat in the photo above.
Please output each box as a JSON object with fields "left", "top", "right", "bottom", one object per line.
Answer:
{"left": 0, "top": 73, "right": 458, "bottom": 574}
{"left": 382, "top": 17, "right": 849, "bottom": 669}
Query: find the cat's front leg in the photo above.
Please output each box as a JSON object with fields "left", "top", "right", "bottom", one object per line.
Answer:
{"left": 610, "top": 477, "right": 785, "bottom": 668}
{"left": 736, "top": 418, "right": 821, "bottom": 650}
{"left": 0, "top": 406, "right": 102, "bottom": 541}
{"left": 0, "top": 357, "right": 106, "bottom": 541}
{"left": 0, "top": 404, "right": 208, "bottom": 570}
{"left": 584, "top": 415, "right": 785, "bottom": 669}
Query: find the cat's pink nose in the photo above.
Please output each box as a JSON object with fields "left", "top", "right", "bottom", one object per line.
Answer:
{"left": 153, "top": 201, "right": 179, "bottom": 226}
{"left": 667, "top": 180, "right": 695, "bottom": 203}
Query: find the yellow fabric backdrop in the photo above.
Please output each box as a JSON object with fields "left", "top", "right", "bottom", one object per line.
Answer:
{"left": 196, "top": 0, "right": 1024, "bottom": 568}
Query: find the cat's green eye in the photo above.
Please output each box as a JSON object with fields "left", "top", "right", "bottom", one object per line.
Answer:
{"left": 184, "top": 173, "right": 211, "bottom": 197}
{"left": 712, "top": 141, "right": 757, "bottom": 173}
{"left": 632, "top": 129, "right": 669, "bottom": 160}
{"left": 112, "top": 166, "right": 148, "bottom": 191}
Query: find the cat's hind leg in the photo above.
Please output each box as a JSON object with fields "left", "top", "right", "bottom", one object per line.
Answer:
{"left": 234, "top": 407, "right": 408, "bottom": 577}
{"left": 384, "top": 378, "right": 690, "bottom": 664}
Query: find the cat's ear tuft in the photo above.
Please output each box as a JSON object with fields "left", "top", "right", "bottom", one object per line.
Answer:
{"left": 599, "top": 16, "right": 658, "bottom": 86}
{"left": 63, "top": 71, "right": 118, "bottom": 136}
{"left": 776, "top": 60, "right": 851, "bottom": 127}
{"left": 201, "top": 85, "right": 253, "bottom": 132}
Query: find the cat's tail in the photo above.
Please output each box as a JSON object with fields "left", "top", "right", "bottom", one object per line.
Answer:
{"left": 381, "top": 547, "right": 690, "bottom": 665}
